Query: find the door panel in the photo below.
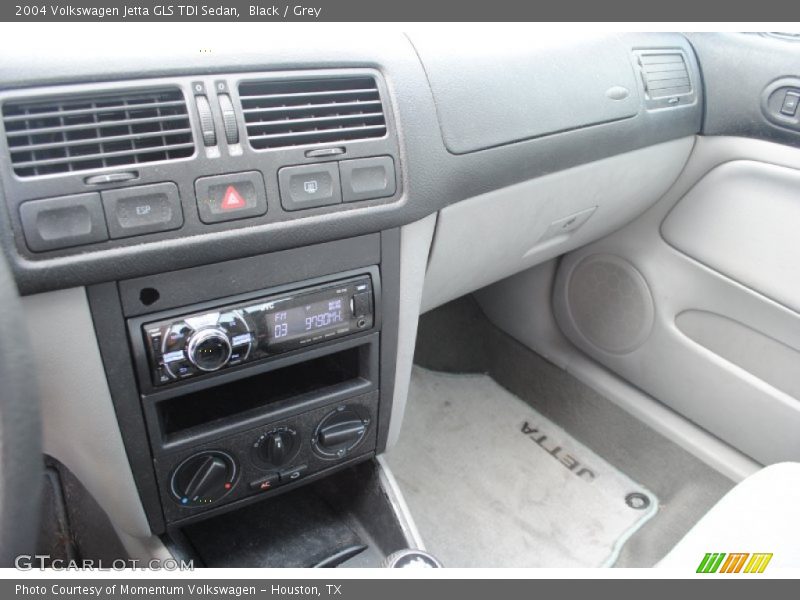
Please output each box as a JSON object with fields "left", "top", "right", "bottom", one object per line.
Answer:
{"left": 553, "top": 136, "right": 800, "bottom": 466}
{"left": 661, "top": 160, "right": 800, "bottom": 313}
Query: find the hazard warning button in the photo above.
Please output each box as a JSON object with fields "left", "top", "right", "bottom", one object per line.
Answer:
{"left": 195, "top": 171, "right": 267, "bottom": 224}
{"left": 221, "top": 186, "right": 247, "bottom": 211}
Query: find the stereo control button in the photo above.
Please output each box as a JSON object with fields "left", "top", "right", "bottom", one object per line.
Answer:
{"left": 162, "top": 350, "right": 185, "bottom": 363}
{"left": 219, "top": 312, "right": 249, "bottom": 334}
{"left": 219, "top": 313, "right": 253, "bottom": 365}
{"left": 228, "top": 347, "right": 247, "bottom": 365}
{"left": 164, "top": 323, "right": 193, "bottom": 352}
{"left": 352, "top": 292, "right": 371, "bottom": 318}
{"left": 187, "top": 328, "right": 232, "bottom": 372}
{"left": 155, "top": 366, "right": 172, "bottom": 385}
{"left": 231, "top": 333, "right": 252, "bottom": 346}
{"left": 147, "top": 330, "right": 163, "bottom": 354}
{"left": 172, "top": 361, "right": 194, "bottom": 378}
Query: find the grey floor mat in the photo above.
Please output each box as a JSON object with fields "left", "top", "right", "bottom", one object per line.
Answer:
{"left": 413, "top": 295, "right": 735, "bottom": 567}
{"left": 386, "top": 367, "right": 658, "bottom": 568}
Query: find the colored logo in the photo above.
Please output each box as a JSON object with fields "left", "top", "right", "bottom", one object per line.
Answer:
{"left": 696, "top": 552, "right": 773, "bottom": 574}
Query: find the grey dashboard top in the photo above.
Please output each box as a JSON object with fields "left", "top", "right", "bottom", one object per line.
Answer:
{"left": 409, "top": 33, "right": 644, "bottom": 154}
{"left": 0, "top": 29, "right": 701, "bottom": 294}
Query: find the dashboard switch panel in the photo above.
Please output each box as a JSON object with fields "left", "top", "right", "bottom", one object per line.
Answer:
{"left": 0, "top": 69, "right": 400, "bottom": 271}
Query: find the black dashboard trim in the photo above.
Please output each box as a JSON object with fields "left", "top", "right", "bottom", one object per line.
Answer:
{"left": 1, "top": 32, "right": 701, "bottom": 295}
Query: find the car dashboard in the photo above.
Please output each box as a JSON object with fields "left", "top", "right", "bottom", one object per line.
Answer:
{"left": 0, "top": 27, "right": 710, "bottom": 565}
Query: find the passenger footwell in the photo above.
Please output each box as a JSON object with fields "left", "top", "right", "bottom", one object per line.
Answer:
{"left": 385, "top": 367, "right": 658, "bottom": 567}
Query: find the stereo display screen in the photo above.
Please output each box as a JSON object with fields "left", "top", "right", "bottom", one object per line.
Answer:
{"left": 267, "top": 296, "right": 348, "bottom": 346}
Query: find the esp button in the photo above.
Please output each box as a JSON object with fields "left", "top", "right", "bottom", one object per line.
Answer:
{"left": 101, "top": 182, "right": 183, "bottom": 239}
{"left": 195, "top": 171, "right": 267, "bottom": 224}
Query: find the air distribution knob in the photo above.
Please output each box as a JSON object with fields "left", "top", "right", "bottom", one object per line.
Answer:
{"left": 186, "top": 328, "right": 232, "bottom": 372}
{"left": 313, "top": 406, "right": 369, "bottom": 459}
{"left": 171, "top": 451, "right": 237, "bottom": 507}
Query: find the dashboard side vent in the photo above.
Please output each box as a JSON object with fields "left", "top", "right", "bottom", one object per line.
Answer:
{"left": 3, "top": 88, "right": 194, "bottom": 177}
{"left": 638, "top": 52, "right": 692, "bottom": 99}
{"left": 239, "top": 76, "right": 387, "bottom": 150}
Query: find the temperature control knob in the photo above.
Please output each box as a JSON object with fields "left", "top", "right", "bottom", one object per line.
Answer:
{"left": 170, "top": 451, "right": 237, "bottom": 507}
{"left": 186, "top": 328, "right": 232, "bottom": 372}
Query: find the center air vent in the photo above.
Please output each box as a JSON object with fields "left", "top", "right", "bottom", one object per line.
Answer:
{"left": 638, "top": 52, "right": 692, "bottom": 99}
{"left": 3, "top": 88, "right": 194, "bottom": 177}
{"left": 239, "top": 76, "right": 387, "bottom": 150}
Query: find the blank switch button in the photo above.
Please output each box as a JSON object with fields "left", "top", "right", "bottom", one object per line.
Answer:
{"left": 19, "top": 193, "right": 107, "bottom": 252}
{"left": 340, "top": 156, "right": 396, "bottom": 203}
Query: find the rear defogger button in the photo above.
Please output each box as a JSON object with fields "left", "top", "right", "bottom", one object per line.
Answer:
{"left": 279, "top": 163, "right": 342, "bottom": 211}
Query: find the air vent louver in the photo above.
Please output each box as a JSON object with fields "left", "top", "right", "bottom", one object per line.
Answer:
{"left": 239, "top": 76, "right": 387, "bottom": 150}
{"left": 3, "top": 88, "right": 194, "bottom": 177}
{"left": 639, "top": 53, "right": 692, "bottom": 99}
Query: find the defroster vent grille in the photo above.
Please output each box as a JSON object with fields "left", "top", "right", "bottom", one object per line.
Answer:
{"left": 638, "top": 53, "right": 692, "bottom": 99}
{"left": 239, "top": 76, "right": 387, "bottom": 150}
{"left": 3, "top": 88, "right": 194, "bottom": 177}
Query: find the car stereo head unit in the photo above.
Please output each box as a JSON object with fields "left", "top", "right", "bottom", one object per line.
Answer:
{"left": 141, "top": 275, "right": 374, "bottom": 386}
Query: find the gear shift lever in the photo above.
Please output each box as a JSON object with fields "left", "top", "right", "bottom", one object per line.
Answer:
{"left": 383, "top": 549, "right": 443, "bottom": 568}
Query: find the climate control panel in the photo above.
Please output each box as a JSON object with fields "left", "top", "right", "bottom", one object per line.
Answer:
{"left": 155, "top": 392, "right": 377, "bottom": 523}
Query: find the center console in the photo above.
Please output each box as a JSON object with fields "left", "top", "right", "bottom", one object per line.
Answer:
{"left": 4, "top": 62, "right": 419, "bottom": 565}
{"left": 87, "top": 231, "right": 403, "bottom": 550}
{"left": 134, "top": 268, "right": 380, "bottom": 524}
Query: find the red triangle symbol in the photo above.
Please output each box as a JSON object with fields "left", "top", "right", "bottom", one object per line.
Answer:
{"left": 221, "top": 185, "right": 247, "bottom": 211}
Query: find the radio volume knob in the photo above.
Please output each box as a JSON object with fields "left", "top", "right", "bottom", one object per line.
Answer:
{"left": 186, "top": 328, "right": 232, "bottom": 372}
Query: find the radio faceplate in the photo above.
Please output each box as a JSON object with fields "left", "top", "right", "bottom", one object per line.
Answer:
{"left": 139, "top": 274, "right": 374, "bottom": 387}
